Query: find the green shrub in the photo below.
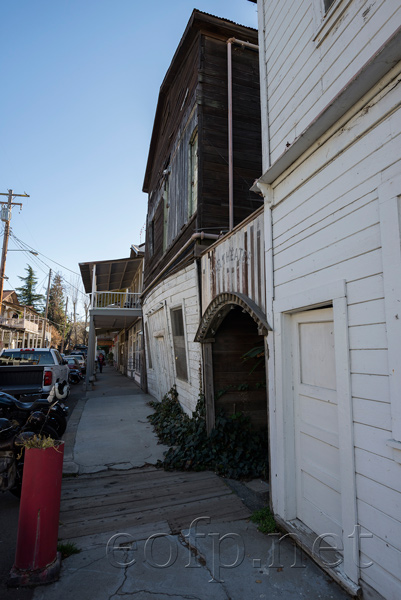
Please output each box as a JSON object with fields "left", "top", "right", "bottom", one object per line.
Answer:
{"left": 148, "top": 387, "right": 268, "bottom": 480}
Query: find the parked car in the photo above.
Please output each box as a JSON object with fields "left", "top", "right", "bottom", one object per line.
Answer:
{"left": 0, "top": 347, "right": 70, "bottom": 398}
{"left": 64, "top": 356, "right": 83, "bottom": 373}
{"left": 68, "top": 353, "right": 86, "bottom": 372}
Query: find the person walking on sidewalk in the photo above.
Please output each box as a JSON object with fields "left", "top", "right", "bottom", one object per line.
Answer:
{"left": 97, "top": 352, "right": 105, "bottom": 373}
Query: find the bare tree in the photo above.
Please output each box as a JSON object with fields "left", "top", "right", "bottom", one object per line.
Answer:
{"left": 68, "top": 275, "right": 82, "bottom": 348}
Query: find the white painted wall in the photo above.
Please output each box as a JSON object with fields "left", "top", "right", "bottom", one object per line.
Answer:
{"left": 259, "top": 0, "right": 401, "bottom": 165}
{"left": 142, "top": 263, "right": 202, "bottom": 414}
{"left": 268, "top": 70, "right": 401, "bottom": 598}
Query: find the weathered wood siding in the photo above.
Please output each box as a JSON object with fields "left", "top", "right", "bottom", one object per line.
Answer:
{"left": 143, "top": 263, "right": 201, "bottom": 415}
{"left": 198, "top": 35, "right": 263, "bottom": 232}
{"left": 201, "top": 208, "right": 265, "bottom": 315}
{"left": 143, "top": 31, "right": 200, "bottom": 289}
{"left": 260, "top": 0, "right": 401, "bottom": 164}
{"left": 143, "top": 13, "right": 262, "bottom": 292}
{"left": 271, "top": 71, "right": 401, "bottom": 598}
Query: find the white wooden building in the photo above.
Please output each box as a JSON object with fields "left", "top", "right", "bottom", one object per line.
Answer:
{"left": 143, "top": 263, "right": 202, "bottom": 415}
{"left": 252, "top": 0, "right": 401, "bottom": 597}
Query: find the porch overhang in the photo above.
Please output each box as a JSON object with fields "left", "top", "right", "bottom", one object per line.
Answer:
{"left": 79, "top": 256, "right": 143, "bottom": 294}
{"left": 89, "top": 307, "right": 141, "bottom": 334}
{"left": 194, "top": 292, "right": 272, "bottom": 342}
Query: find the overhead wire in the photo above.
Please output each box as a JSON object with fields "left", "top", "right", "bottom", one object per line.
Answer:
{"left": 8, "top": 231, "right": 87, "bottom": 298}
{"left": 9, "top": 232, "right": 82, "bottom": 277}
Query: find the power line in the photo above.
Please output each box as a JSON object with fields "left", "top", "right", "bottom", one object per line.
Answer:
{"left": 9, "top": 232, "right": 82, "bottom": 277}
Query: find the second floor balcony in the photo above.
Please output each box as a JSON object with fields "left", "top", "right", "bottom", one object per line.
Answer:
{"left": 0, "top": 317, "right": 40, "bottom": 334}
{"left": 90, "top": 291, "right": 141, "bottom": 310}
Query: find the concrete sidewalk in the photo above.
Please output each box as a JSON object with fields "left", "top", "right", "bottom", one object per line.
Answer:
{"left": 62, "top": 368, "right": 169, "bottom": 475}
{"left": 31, "top": 367, "right": 351, "bottom": 600}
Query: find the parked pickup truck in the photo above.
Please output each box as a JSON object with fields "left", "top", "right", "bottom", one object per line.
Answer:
{"left": 0, "top": 348, "right": 70, "bottom": 398}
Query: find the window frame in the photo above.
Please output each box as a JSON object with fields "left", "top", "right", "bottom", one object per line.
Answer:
{"left": 188, "top": 128, "right": 198, "bottom": 218}
{"left": 312, "top": 0, "right": 352, "bottom": 46}
{"left": 170, "top": 306, "right": 188, "bottom": 382}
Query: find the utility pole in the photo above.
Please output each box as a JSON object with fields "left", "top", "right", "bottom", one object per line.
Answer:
{"left": 42, "top": 269, "right": 52, "bottom": 347}
{"left": 60, "top": 296, "right": 68, "bottom": 354}
{"left": 0, "top": 189, "right": 30, "bottom": 308}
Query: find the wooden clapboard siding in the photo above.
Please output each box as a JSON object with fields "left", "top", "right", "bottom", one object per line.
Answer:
{"left": 260, "top": 1, "right": 401, "bottom": 595}
{"left": 201, "top": 208, "right": 265, "bottom": 314}
{"left": 198, "top": 35, "right": 262, "bottom": 235}
{"left": 261, "top": 0, "right": 401, "bottom": 163}
{"left": 144, "top": 264, "right": 201, "bottom": 414}
{"left": 267, "top": 50, "right": 401, "bottom": 594}
{"left": 273, "top": 99, "right": 400, "bottom": 300}
{"left": 143, "top": 12, "right": 262, "bottom": 292}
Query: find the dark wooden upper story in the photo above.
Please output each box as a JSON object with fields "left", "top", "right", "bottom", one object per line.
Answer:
{"left": 143, "top": 10, "right": 262, "bottom": 292}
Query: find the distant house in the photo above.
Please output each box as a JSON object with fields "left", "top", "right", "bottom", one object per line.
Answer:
{"left": 253, "top": 0, "right": 401, "bottom": 598}
{"left": 0, "top": 290, "right": 51, "bottom": 349}
{"left": 142, "top": 10, "right": 262, "bottom": 414}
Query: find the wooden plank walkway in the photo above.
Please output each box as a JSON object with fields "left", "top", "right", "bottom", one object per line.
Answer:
{"left": 59, "top": 467, "right": 251, "bottom": 540}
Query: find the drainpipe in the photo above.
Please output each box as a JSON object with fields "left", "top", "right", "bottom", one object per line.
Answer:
{"left": 141, "top": 231, "right": 220, "bottom": 300}
{"left": 227, "top": 37, "right": 259, "bottom": 232}
{"left": 256, "top": 2, "right": 271, "bottom": 171}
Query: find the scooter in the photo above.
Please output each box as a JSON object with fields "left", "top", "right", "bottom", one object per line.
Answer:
{"left": 0, "top": 409, "right": 61, "bottom": 497}
{"left": 0, "top": 384, "right": 68, "bottom": 437}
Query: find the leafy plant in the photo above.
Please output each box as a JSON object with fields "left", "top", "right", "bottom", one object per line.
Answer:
{"left": 57, "top": 542, "right": 81, "bottom": 559}
{"left": 242, "top": 344, "right": 265, "bottom": 375}
{"left": 250, "top": 506, "right": 277, "bottom": 534}
{"left": 148, "top": 387, "right": 268, "bottom": 480}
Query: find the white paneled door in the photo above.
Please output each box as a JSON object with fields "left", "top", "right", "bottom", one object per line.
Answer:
{"left": 292, "top": 307, "right": 342, "bottom": 539}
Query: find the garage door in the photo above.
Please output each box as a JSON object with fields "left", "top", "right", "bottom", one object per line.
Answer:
{"left": 292, "top": 307, "right": 342, "bottom": 539}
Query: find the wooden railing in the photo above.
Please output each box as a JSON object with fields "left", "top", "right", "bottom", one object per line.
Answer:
{"left": 91, "top": 292, "right": 141, "bottom": 309}
{"left": 0, "top": 317, "right": 39, "bottom": 333}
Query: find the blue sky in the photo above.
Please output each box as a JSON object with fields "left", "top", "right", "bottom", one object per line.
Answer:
{"left": 0, "top": 0, "right": 257, "bottom": 317}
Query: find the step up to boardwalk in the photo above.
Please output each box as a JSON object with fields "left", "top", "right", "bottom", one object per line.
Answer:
{"left": 59, "top": 467, "right": 251, "bottom": 540}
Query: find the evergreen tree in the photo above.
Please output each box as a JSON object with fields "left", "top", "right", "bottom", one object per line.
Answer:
{"left": 16, "top": 265, "right": 44, "bottom": 311}
{"left": 48, "top": 272, "right": 66, "bottom": 333}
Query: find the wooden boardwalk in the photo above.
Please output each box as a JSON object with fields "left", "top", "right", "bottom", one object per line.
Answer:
{"left": 59, "top": 467, "right": 251, "bottom": 540}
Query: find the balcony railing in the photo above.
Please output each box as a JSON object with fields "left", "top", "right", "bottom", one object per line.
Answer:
{"left": 91, "top": 292, "right": 141, "bottom": 310}
{"left": 0, "top": 317, "right": 39, "bottom": 333}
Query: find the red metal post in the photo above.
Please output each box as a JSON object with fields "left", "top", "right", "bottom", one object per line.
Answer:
{"left": 9, "top": 442, "right": 64, "bottom": 586}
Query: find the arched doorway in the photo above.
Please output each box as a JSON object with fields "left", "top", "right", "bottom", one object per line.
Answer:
{"left": 195, "top": 292, "right": 271, "bottom": 433}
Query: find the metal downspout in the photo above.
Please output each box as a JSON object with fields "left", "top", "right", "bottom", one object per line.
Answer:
{"left": 227, "top": 37, "right": 259, "bottom": 232}
{"left": 227, "top": 40, "right": 234, "bottom": 232}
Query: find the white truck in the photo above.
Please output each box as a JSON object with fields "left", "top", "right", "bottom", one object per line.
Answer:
{"left": 0, "top": 348, "right": 70, "bottom": 398}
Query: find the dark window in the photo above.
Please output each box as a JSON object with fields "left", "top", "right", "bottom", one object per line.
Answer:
{"left": 148, "top": 218, "right": 155, "bottom": 257}
{"left": 188, "top": 129, "right": 198, "bottom": 218}
{"left": 324, "top": 0, "right": 336, "bottom": 12}
{"left": 170, "top": 308, "right": 188, "bottom": 381}
{"left": 1, "top": 350, "right": 55, "bottom": 365}
{"left": 145, "top": 322, "right": 152, "bottom": 369}
{"left": 163, "top": 175, "right": 170, "bottom": 252}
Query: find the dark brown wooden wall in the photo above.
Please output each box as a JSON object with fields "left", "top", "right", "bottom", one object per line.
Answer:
{"left": 212, "top": 307, "right": 267, "bottom": 431}
{"left": 144, "top": 34, "right": 200, "bottom": 288}
{"left": 143, "top": 26, "right": 262, "bottom": 292}
{"left": 198, "top": 35, "right": 262, "bottom": 234}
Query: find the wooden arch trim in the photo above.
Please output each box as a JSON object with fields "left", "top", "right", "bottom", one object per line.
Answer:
{"left": 194, "top": 292, "right": 271, "bottom": 342}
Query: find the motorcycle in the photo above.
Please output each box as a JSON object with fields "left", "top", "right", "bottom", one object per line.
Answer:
{"left": 0, "top": 383, "right": 68, "bottom": 437}
{"left": 0, "top": 409, "right": 61, "bottom": 497}
{"left": 68, "top": 368, "right": 83, "bottom": 385}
